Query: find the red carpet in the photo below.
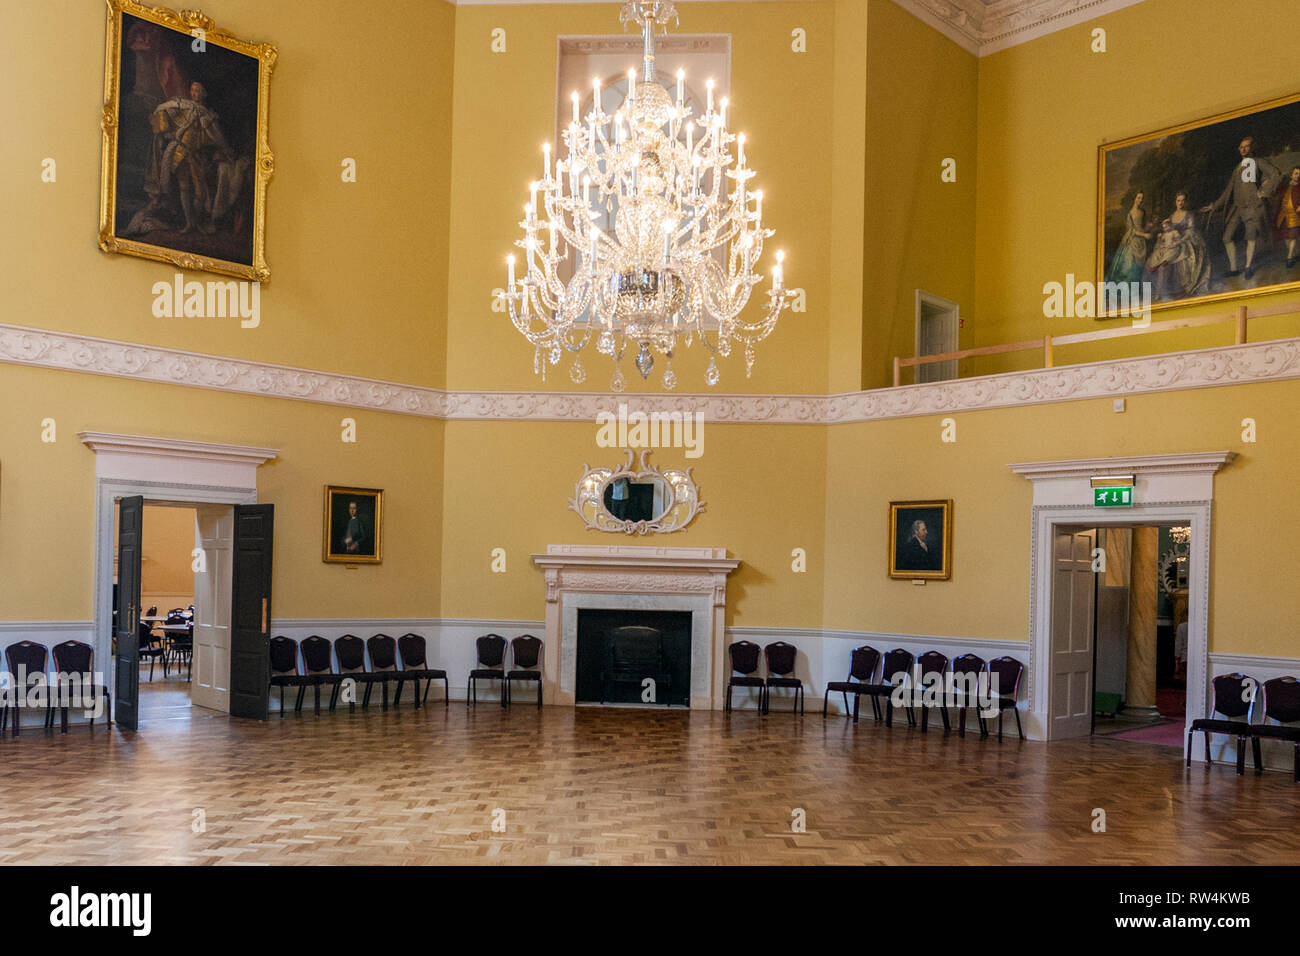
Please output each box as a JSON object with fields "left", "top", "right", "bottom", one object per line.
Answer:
{"left": 1109, "top": 687, "right": 1186, "bottom": 746}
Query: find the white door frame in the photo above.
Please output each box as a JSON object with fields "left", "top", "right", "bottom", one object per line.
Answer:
{"left": 1010, "top": 452, "right": 1234, "bottom": 753}
{"left": 80, "top": 433, "right": 277, "bottom": 719}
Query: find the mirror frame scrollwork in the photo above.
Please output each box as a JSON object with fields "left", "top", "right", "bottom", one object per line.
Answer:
{"left": 569, "top": 449, "right": 705, "bottom": 535}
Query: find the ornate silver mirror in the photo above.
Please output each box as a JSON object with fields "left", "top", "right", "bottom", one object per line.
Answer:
{"left": 570, "top": 449, "right": 705, "bottom": 534}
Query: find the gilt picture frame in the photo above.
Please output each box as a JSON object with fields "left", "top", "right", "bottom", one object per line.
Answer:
{"left": 1097, "top": 91, "right": 1300, "bottom": 314}
{"left": 888, "top": 500, "right": 952, "bottom": 581}
{"left": 99, "top": 0, "right": 276, "bottom": 281}
{"left": 323, "top": 486, "right": 383, "bottom": 565}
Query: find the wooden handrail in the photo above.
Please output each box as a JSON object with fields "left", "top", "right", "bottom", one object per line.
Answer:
{"left": 892, "top": 301, "right": 1300, "bottom": 386}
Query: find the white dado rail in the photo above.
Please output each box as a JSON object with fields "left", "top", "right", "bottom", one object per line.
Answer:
{"left": 532, "top": 545, "right": 741, "bottom": 710}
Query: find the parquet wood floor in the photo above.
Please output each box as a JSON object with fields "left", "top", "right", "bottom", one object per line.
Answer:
{"left": 1, "top": 698, "right": 1297, "bottom": 865}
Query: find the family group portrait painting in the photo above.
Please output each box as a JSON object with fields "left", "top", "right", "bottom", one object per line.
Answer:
{"left": 1099, "top": 91, "right": 1300, "bottom": 310}
{"left": 99, "top": 0, "right": 275, "bottom": 280}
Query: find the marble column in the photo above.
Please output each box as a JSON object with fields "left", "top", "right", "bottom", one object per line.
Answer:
{"left": 1125, "top": 526, "right": 1161, "bottom": 718}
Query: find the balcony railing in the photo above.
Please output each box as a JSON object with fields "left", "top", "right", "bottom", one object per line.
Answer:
{"left": 893, "top": 301, "right": 1300, "bottom": 387}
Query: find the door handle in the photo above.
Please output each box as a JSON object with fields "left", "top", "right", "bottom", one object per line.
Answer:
{"left": 261, "top": 598, "right": 268, "bottom": 634}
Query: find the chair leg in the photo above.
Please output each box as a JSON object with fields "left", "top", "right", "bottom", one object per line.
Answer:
{"left": 413, "top": 678, "right": 422, "bottom": 710}
{"left": 852, "top": 692, "right": 860, "bottom": 723}
{"left": 920, "top": 705, "right": 928, "bottom": 734}
{"left": 1251, "top": 735, "right": 1262, "bottom": 776}
{"left": 940, "top": 705, "right": 950, "bottom": 733}
{"left": 1239, "top": 735, "right": 1249, "bottom": 776}
{"left": 537, "top": 679, "right": 543, "bottom": 709}
{"left": 998, "top": 710, "right": 1004, "bottom": 742}
{"left": 295, "top": 686, "right": 305, "bottom": 712}
{"left": 468, "top": 678, "right": 474, "bottom": 707}
{"left": 1185, "top": 730, "right": 1193, "bottom": 767}
{"left": 1204, "top": 731, "right": 1212, "bottom": 770}
{"left": 842, "top": 690, "right": 849, "bottom": 716}
{"left": 884, "top": 697, "right": 893, "bottom": 728}
{"left": 1013, "top": 707, "right": 1024, "bottom": 740}
{"left": 822, "top": 690, "right": 829, "bottom": 719}
{"left": 423, "top": 679, "right": 432, "bottom": 705}
{"left": 725, "top": 684, "right": 731, "bottom": 713}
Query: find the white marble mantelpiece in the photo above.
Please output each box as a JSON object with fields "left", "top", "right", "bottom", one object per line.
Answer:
{"left": 531, "top": 545, "right": 741, "bottom": 709}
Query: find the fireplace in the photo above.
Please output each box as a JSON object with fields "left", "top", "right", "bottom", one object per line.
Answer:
{"left": 532, "top": 545, "right": 741, "bottom": 710}
{"left": 576, "top": 609, "right": 692, "bottom": 706}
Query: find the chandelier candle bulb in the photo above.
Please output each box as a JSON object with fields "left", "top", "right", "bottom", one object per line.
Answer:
{"left": 507, "top": 254, "right": 515, "bottom": 288}
{"left": 676, "top": 68, "right": 684, "bottom": 106}
{"left": 774, "top": 250, "right": 784, "bottom": 289}
{"left": 706, "top": 78, "right": 713, "bottom": 115}
{"left": 755, "top": 189, "right": 763, "bottom": 220}
{"left": 737, "top": 133, "right": 745, "bottom": 167}
{"left": 719, "top": 97, "right": 728, "bottom": 130}
{"left": 572, "top": 90, "right": 580, "bottom": 124}
{"left": 543, "top": 142, "right": 550, "bottom": 180}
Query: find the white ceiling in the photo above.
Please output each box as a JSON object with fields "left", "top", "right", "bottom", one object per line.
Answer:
{"left": 891, "top": 0, "right": 1148, "bottom": 55}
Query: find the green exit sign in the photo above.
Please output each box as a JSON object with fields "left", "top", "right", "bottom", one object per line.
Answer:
{"left": 1094, "top": 487, "right": 1133, "bottom": 507}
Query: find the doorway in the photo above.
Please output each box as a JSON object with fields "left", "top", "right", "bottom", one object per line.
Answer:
{"left": 914, "top": 290, "right": 960, "bottom": 383}
{"left": 112, "top": 499, "right": 234, "bottom": 723}
{"left": 1047, "top": 521, "right": 1192, "bottom": 744}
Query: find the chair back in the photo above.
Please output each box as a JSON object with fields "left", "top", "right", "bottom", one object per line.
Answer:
{"left": 917, "top": 650, "right": 949, "bottom": 682}
{"left": 367, "top": 634, "right": 398, "bottom": 672}
{"left": 1210, "top": 672, "right": 1254, "bottom": 720}
{"left": 882, "top": 648, "right": 915, "bottom": 686}
{"left": 5, "top": 641, "right": 48, "bottom": 684}
{"left": 847, "top": 645, "right": 880, "bottom": 683}
{"left": 476, "top": 634, "right": 507, "bottom": 669}
{"left": 52, "top": 640, "right": 94, "bottom": 675}
{"left": 728, "top": 640, "right": 762, "bottom": 676}
{"left": 145, "top": 606, "right": 158, "bottom": 618}
{"left": 165, "top": 608, "right": 187, "bottom": 624}
{"left": 335, "top": 634, "right": 366, "bottom": 673}
{"left": 269, "top": 636, "right": 300, "bottom": 676}
{"left": 764, "top": 641, "right": 797, "bottom": 678}
{"left": 397, "top": 633, "right": 429, "bottom": 669}
{"left": 138, "top": 620, "right": 157, "bottom": 649}
{"left": 300, "top": 636, "right": 335, "bottom": 676}
{"left": 1261, "top": 676, "right": 1300, "bottom": 724}
{"left": 951, "top": 653, "right": 986, "bottom": 702}
{"left": 511, "top": 635, "right": 543, "bottom": 671}
{"left": 988, "top": 656, "right": 1025, "bottom": 701}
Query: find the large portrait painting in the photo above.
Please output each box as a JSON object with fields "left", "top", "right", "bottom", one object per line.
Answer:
{"left": 99, "top": 1, "right": 276, "bottom": 281}
{"left": 888, "top": 500, "right": 952, "bottom": 581}
{"left": 323, "top": 486, "right": 383, "bottom": 565}
{"left": 1098, "top": 92, "right": 1300, "bottom": 313}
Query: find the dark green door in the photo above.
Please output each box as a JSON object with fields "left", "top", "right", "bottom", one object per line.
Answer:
{"left": 114, "top": 495, "right": 144, "bottom": 730}
{"left": 230, "top": 504, "right": 273, "bottom": 720}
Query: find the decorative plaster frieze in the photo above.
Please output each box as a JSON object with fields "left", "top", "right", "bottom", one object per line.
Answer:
{"left": 893, "top": 0, "right": 1149, "bottom": 57}
{"left": 4, "top": 322, "right": 1300, "bottom": 426}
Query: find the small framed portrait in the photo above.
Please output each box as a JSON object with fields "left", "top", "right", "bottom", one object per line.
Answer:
{"left": 323, "top": 486, "right": 383, "bottom": 564}
{"left": 888, "top": 500, "right": 952, "bottom": 580}
{"left": 99, "top": 0, "right": 276, "bottom": 280}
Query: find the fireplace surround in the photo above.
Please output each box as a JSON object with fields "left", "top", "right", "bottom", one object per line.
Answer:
{"left": 532, "top": 545, "right": 741, "bottom": 709}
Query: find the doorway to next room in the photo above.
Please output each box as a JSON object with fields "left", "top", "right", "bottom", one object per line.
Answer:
{"left": 1052, "top": 524, "right": 1189, "bottom": 746}
{"left": 112, "top": 500, "right": 235, "bottom": 725}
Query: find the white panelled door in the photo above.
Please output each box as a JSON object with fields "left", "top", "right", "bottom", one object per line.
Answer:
{"left": 191, "top": 505, "right": 234, "bottom": 713}
{"left": 1049, "top": 527, "right": 1096, "bottom": 739}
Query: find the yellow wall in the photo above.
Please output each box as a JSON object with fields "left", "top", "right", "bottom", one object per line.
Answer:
{"left": 862, "top": 0, "right": 978, "bottom": 390}
{"left": 823, "top": 380, "right": 1300, "bottom": 658}
{"left": 4, "top": 0, "right": 1300, "bottom": 671}
{"left": 971, "top": 0, "right": 1300, "bottom": 375}
{"left": 141, "top": 504, "right": 196, "bottom": 599}
{"left": 439, "top": 419, "right": 826, "bottom": 627}
{"left": 0, "top": 364, "right": 442, "bottom": 622}
{"left": 0, "top": 0, "right": 454, "bottom": 387}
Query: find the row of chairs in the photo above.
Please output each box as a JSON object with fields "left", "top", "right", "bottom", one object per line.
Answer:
{"left": 825, "top": 647, "right": 1025, "bottom": 740}
{"left": 0, "top": 640, "right": 110, "bottom": 735}
{"left": 725, "top": 640, "right": 1025, "bottom": 741}
{"left": 268, "top": 632, "right": 546, "bottom": 714}
{"left": 269, "top": 633, "right": 448, "bottom": 714}
{"left": 1188, "top": 672, "right": 1300, "bottom": 781}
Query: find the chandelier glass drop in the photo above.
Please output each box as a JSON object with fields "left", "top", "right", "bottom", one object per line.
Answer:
{"left": 499, "top": 0, "right": 791, "bottom": 391}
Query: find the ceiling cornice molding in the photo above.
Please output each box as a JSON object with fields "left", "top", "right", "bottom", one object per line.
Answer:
{"left": 4, "top": 323, "right": 1300, "bottom": 427}
{"left": 891, "top": 0, "right": 1148, "bottom": 57}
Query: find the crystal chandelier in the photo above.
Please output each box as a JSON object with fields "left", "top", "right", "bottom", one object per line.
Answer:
{"left": 499, "top": 0, "right": 792, "bottom": 391}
